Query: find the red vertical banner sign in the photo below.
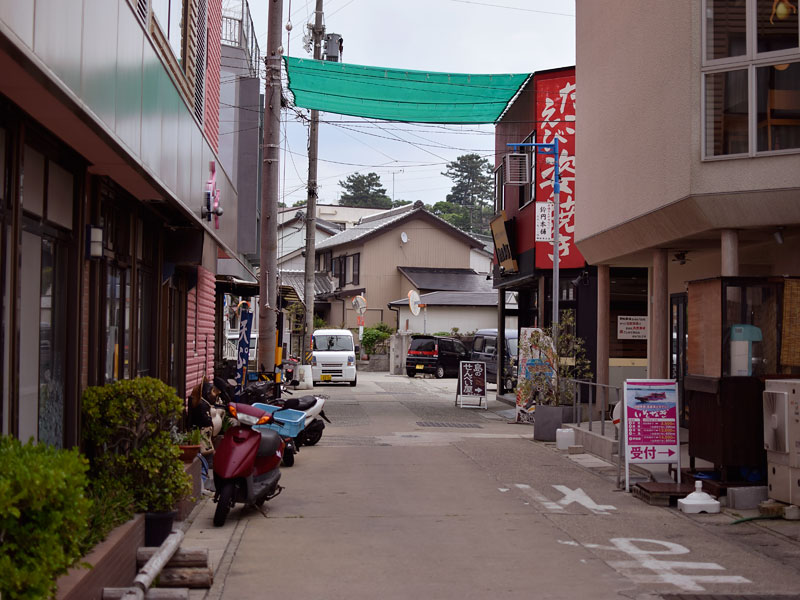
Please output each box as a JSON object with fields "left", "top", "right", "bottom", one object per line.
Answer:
{"left": 534, "top": 72, "right": 583, "bottom": 269}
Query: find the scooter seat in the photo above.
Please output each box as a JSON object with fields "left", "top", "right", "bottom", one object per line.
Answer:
{"left": 258, "top": 428, "right": 283, "bottom": 455}
{"left": 292, "top": 396, "right": 318, "bottom": 411}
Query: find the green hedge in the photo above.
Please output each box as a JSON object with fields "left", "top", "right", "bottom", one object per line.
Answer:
{"left": 0, "top": 436, "right": 92, "bottom": 600}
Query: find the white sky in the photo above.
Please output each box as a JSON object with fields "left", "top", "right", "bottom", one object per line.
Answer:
{"left": 245, "top": 0, "right": 576, "bottom": 207}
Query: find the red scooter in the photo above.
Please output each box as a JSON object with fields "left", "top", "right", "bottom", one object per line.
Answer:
{"left": 212, "top": 398, "right": 298, "bottom": 526}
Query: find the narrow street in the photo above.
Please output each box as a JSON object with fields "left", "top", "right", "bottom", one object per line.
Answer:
{"left": 183, "top": 373, "right": 800, "bottom": 599}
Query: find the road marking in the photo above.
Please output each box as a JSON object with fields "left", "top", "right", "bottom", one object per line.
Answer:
{"left": 552, "top": 485, "right": 617, "bottom": 515}
{"left": 498, "top": 487, "right": 509, "bottom": 492}
{"left": 558, "top": 537, "right": 751, "bottom": 592}
{"left": 514, "top": 484, "right": 565, "bottom": 512}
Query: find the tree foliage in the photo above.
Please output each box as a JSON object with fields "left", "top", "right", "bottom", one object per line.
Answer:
{"left": 338, "top": 172, "right": 392, "bottom": 209}
{"left": 438, "top": 154, "right": 494, "bottom": 235}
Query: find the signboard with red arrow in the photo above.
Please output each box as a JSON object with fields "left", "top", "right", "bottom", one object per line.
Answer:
{"left": 622, "top": 379, "right": 680, "bottom": 490}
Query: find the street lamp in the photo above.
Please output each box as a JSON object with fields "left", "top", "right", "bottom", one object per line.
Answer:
{"left": 506, "top": 139, "right": 561, "bottom": 334}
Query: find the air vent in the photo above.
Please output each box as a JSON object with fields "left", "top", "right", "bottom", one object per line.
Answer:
{"left": 504, "top": 152, "right": 530, "bottom": 185}
{"left": 135, "top": 0, "right": 149, "bottom": 24}
{"left": 194, "top": 0, "right": 208, "bottom": 124}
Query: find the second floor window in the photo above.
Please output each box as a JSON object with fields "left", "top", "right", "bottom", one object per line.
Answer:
{"left": 703, "top": 0, "right": 800, "bottom": 157}
{"left": 153, "top": 0, "right": 187, "bottom": 69}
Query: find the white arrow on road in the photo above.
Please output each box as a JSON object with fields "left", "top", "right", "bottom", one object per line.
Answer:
{"left": 552, "top": 485, "right": 617, "bottom": 515}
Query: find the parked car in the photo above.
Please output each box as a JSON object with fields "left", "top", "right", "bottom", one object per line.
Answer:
{"left": 406, "top": 335, "right": 470, "bottom": 378}
{"left": 311, "top": 329, "right": 358, "bottom": 386}
{"left": 471, "top": 328, "right": 519, "bottom": 390}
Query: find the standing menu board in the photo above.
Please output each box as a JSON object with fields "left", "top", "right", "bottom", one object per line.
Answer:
{"left": 456, "top": 361, "right": 487, "bottom": 409}
{"left": 623, "top": 379, "right": 681, "bottom": 491}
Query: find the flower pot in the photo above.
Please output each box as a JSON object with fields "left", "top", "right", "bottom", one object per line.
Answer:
{"left": 178, "top": 444, "right": 201, "bottom": 463}
{"left": 533, "top": 404, "right": 564, "bottom": 442}
{"left": 144, "top": 510, "right": 177, "bottom": 547}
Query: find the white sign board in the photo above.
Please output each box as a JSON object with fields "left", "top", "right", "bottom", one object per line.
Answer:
{"left": 535, "top": 201, "right": 553, "bottom": 242}
{"left": 623, "top": 379, "right": 680, "bottom": 491}
{"left": 617, "top": 316, "right": 648, "bottom": 340}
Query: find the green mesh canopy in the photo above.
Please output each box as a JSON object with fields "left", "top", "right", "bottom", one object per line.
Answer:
{"left": 283, "top": 56, "right": 530, "bottom": 124}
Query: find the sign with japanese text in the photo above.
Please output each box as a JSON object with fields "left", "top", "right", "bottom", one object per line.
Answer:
{"left": 490, "top": 212, "right": 518, "bottom": 273}
{"left": 235, "top": 310, "right": 254, "bottom": 394}
{"left": 623, "top": 380, "right": 680, "bottom": 485}
{"left": 535, "top": 201, "right": 554, "bottom": 242}
{"left": 456, "top": 361, "right": 487, "bottom": 409}
{"left": 534, "top": 71, "right": 584, "bottom": 269}
{"left": 617, "top": 316, "right": 648, "bottom": 340}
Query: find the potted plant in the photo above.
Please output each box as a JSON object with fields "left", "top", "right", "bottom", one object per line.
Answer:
{"left": 82, "top": 377, "right": 192, "bottom": 546}
{"left": 516, "top": 311, "right": 592, "bottom": 441}
{"left": 173, "top": 427, "right": 204, "bottom": 462}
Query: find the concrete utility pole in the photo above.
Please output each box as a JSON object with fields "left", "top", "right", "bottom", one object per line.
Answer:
{"left": 257, "top": 0, "right": 283, "bottom": 374}
{"left": 303, "top": 0, "right": 324, "bottom": 364}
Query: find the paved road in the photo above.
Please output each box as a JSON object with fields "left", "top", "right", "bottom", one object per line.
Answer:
{"left": 184, "top": 372, "right": 800, "bottom": 600}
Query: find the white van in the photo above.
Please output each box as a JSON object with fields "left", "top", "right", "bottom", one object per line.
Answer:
{"left": 311, "top": 329, "right": 357, "bottom": 386}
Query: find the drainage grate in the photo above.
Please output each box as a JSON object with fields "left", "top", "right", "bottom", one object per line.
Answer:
{"left": 416, "top": 421, "right": 483, "bottom": 429}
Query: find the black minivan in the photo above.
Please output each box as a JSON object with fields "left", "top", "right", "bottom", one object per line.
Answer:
{"left": 471, "top": 328, "right": 519, "bottom": 389}
{"left": 406, "top": 335, "right": 470, "bottom": 378}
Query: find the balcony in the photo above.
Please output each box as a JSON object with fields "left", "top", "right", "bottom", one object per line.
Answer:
{"left": 221, "top": 0, "right": 261, "bottom": 78}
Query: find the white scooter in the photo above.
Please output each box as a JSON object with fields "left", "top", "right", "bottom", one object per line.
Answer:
{"left": 272, "top": 383, "right": 330, "bottom": 447}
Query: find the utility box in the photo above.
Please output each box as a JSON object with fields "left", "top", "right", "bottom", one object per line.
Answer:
{"left": 763, "top": 379, "right": 800, "bottom": 504}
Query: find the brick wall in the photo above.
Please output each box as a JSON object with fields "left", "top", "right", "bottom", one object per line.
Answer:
{"left": 204, "top": 0, "right": 222, "bottom": 152}
{"left": 185, "top": 266, "right": 216, "bottom": 394}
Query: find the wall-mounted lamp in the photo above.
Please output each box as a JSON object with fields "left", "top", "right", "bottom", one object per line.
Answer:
{"left": 86, "top": 225, "right": 103, "bottom": 259}
{"left": 570, "top": 271, "right": 589, "bottom": 287}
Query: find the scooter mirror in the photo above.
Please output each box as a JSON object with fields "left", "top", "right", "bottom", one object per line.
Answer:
{"left": 283, "top": 397, "right": 300, "bottom": 410}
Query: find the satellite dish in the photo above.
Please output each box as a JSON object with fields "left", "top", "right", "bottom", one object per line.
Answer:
{"left": 408, "top": 290, "right": 421, "bottom": 316}
{"left": 352, "top": 295, "right": 367, "bottom": 316}
{"left": 400, "top": 231, "right": 409, "bottom": 244}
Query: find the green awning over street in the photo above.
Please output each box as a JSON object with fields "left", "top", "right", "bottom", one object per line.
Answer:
{"left": 283, "top": 56, "right": 531, "bottom": 124}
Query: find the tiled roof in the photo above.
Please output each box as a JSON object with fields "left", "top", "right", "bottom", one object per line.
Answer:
{"left": 388, "top": 291, "right": 501, "bottom": 307}
{"left": 398, "top": 266, "right": 493, "bottom": 292}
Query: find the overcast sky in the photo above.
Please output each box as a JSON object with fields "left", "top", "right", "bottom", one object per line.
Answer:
{"left": 244, "top": 0, "right": 576, "bottom": 207}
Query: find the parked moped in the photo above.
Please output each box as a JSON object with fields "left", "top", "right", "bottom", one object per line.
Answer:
{"left": 211, "top": 399, "right": 293, "bottom": 526}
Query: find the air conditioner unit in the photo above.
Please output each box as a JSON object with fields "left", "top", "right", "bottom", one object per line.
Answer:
{"left": 504, "top": 152, "right": 530, "bottom": 186}
{"left": 764, "top": 379, "right": 800, "bottom": 504}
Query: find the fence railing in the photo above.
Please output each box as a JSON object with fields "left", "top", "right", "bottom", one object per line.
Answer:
{"left": 221, "top": 0, "right": 261, "bottom": 78}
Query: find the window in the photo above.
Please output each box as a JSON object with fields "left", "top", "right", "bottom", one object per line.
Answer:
{"left": 152, "top": 0, "right": 187, "bottom": 67}
{"left": 472, "top": 336, "right": 485, "bottom": 352}
{"left": 351, "top": 253, "right": 360, "bottom": 285}
{"left": 703, "top": 0, "right": 800, "bottom": 157}
{"left": 494, "top": 166, "right": 505, "bottom": 213}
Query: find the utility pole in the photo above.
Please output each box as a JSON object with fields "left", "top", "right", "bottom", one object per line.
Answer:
{"left": 302, "top": 0, "right": 324, "bottom": 365}
{"left": 389, "top": 169, "right": 403, "bottom": 203}
{"left": 258, "top": 0, "right": 283, "bottom": 374}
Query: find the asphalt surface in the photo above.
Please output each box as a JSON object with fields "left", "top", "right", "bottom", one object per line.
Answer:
{"left": 182, "top": 371, "right": 800, "bottom": 600}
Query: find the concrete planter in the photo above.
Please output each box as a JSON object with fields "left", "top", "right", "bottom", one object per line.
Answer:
{"left": 533, "top": 405, "right": 569, "bottom": 442}
{"left": 56, "top": 514, "right": 144, "bottom": 600}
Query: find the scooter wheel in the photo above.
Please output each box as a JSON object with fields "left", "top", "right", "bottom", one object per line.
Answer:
{"left": 304, "top": 428, "right": 323, "bottom": 446}
{"left": 282, "top": 447, "right": 295, "bottom": 467}
{"left": 213, "top": 482, "right": 234, "bottom": 527}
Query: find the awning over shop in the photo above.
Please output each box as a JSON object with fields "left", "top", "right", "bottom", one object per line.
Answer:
{"left": 283, "top": 56, "right": 531, "bottom": 124}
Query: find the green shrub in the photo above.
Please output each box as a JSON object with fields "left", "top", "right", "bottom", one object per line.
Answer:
{"left": 79, "top": 473, "right": 135, "bottom": 556}
{"left": 361, "top": 326, "right": 391, "bottom": 355}
{"left": 0, "top": 436, "right": 92, "bottom": 600}
{"left": 82, "top": 378, "right": 191, "bottom": 514}
{"left": 373, "top": 322, "right": 394, "bottom": 335}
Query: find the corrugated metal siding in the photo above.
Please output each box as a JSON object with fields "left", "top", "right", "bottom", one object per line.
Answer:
{"left": 204, "top": 0, "right": 222, "bottom": 151}
{"left": 185, "top": 266, "right": 216, "bottom": 393}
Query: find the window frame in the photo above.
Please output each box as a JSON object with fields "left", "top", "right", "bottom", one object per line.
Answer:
{"left": 702, "top": 0, "right": 800, "bottom": 159}
{"left": 351, "top": 253, "right": 360, "bottom": 286}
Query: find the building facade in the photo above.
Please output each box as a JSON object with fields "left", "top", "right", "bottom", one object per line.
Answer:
{"left": 575, "top": 1, "right": 800, "bottom": 452}
{"left": 0, "top": 0, "right": 250, "bottom": 447}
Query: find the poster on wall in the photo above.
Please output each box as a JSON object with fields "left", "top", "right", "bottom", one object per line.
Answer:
{"left": 623, "top": 379, "right": 680, "bottom": 491}
{"left": 515, "top": 327, "right": 554, "bottom": 423}
{"left": 617, "top": 316, "right": 648, "bottom": 340}
{"left": 534, "top": 71, "right": 584, "bottom": 269}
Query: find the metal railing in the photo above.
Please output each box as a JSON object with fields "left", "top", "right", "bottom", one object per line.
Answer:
{"left": 221, "top": 0, "right": 261, "bottom": 78}
{"left": 566, "top": 378, "right": 621, "bottom": 438}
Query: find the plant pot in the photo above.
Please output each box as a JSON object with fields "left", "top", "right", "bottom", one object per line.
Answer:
{"left": 533, "top": 404, "right": 564, "bottom": 442}
{"left": 144, "top": 510, "right": 177, "bottom": 547}
{"left": 178, "top": 444, "right": 201, "bottom": 462}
